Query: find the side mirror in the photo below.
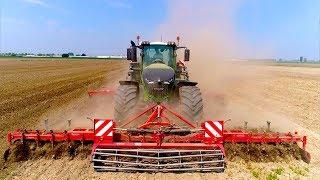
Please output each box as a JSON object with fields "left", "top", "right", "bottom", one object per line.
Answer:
{"left": 184, "top": 49, "right": 190, "bottom": 61}
{"left": 127, "top": 48, "right": 137, "bottom": 62}
{"left": 127, "top": 48, "right": 132, "bottom": 60}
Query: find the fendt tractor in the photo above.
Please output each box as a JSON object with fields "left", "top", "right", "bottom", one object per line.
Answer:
{"left": 115, "top": 37, "right": 203, "bottom": 124}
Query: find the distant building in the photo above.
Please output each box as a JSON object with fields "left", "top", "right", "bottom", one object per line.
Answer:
{"left": 299, "top": 56, "right": 303, "bottom": 62}
{"left": 25, "top": 55, "right": 36, "bottom": 57}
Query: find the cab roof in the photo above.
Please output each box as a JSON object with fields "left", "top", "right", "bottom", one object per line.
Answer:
{"left": 149, "top": 41, "right": 167, "bottom": 45}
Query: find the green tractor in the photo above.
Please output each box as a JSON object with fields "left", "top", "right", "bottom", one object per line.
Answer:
{"left": 114, "top": 39, "right": 203, "bottom": 124}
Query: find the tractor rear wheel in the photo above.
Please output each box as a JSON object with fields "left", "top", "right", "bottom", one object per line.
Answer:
{"left": 114, "top": 85, "right": 138, "bottom": 122}
{"left": 179, "top": 86, "right": 204, "bottom": 125}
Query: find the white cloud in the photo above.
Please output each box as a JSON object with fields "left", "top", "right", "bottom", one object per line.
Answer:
{"left": 22, "top": 0, "right": 49, "bottom": 7}
{"left": 106, "top": 0, "right": 131, "bottom": 9}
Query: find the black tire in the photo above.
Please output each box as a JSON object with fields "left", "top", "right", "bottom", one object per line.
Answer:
{"left": 179, "top": 86, "right": 204, "bottom": 124}
{"left": 3, "top": 148, "right": 10, "bottom": 162}
{"left": 114, "top": 85, "right": 138, "bottom": 122}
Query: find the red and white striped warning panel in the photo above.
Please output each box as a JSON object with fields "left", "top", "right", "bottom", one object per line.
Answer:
{"left": 94, "top": 119, "right": 114, "bottom": 137}
{"left": 204, "top": 121, "right": 223, "bottom": 138}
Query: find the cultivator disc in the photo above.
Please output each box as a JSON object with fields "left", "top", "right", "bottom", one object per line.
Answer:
{"left": 92, "top": 148, "right": 225, "bottom": 172}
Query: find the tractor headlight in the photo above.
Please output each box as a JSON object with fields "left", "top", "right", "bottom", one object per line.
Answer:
{"left": 164, "top": 77, "right": 174, "bottom": 85}
{"left": 145, "top": 78, "right": 154, "bottom": 84}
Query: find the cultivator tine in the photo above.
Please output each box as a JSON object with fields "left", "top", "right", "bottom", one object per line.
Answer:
{"left": 36, "top": 130, "right": 40, "bottom": 147}
{"left": 50, "top": 130, "right": 54, "bottom": 147}
{"left": 87, "top": 117, "right": 94, "bottom": 122}
{"left": 244, "top": 121, "right": 248, "bottom": 130}
{"left": 67, "top": 119, "right": 72, "bottom": 129}
{"left": 267, "top": 121, "right": 271, "bottom": 132}
{"left": 44, "top": 119, "right": 49, "bottom": 131}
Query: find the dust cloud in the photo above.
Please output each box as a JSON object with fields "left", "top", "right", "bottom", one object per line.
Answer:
{"left": 37, "top": 70, "right": 124, "bottom": 130}
{"left": 154, "top": 0, "right": 293, "bottom": 131}
{"left": 40, "top": 0, "right": 292, "bottom": 132}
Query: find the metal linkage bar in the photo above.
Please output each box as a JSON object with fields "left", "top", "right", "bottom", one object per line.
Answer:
{"left": 120, "top": 105, "right": 157, "bottom": 127}
{"left": 120, "top": 104, "right": 196, "bottom": 129}
{"left": 162, "top": 106, "right": 196, "bottom": 128}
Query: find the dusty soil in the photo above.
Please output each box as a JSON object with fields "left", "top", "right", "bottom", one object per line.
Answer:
{"left": 0, "top": 58, "right": 128, "bottom": 178}
{"left": 1, "top": 60, "right": 320, "bottom": 179}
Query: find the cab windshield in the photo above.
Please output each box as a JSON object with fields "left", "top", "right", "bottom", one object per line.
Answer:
{"left": 142, "top": 45, "right": 174, "bottom": 67}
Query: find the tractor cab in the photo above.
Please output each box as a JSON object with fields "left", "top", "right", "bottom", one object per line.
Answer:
{"left": 126, "top": 39, "right": 192, "bottom": 97}
{"left": 140, "top": 42, "right": 176, "bottom": 69}
{"left": 127, "top": 40, "right": 190, "bottom": 69}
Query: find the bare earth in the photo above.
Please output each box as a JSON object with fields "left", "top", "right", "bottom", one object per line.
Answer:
{"left": 1, "top": 59, "right": 320, "bottom": 179}
{"left": 0, "top": 58, "right": 128, "bottom": 178}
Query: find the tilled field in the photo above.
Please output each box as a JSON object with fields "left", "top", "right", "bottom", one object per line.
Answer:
{"left": 0, "top": 58, "right": 128, "bottom": 178}
{"left": 1, "top": 59, "right": 320, "bottom": 179}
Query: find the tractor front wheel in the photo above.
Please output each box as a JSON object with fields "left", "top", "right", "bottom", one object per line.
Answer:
{"left": 179, "top": 86, "right": 204, "bottom": 125}
{"left": 114, "top": 85, "right": 138, "bottom": 123}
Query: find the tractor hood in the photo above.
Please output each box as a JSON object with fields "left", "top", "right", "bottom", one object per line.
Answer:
{"left": 142, "top": 63, "right": 175, "bottom": 92}
{"left": 143, "top": 63, "right": 175, "bottom": 84}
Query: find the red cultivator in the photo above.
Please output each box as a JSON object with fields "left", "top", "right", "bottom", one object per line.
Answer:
{"left": 87, "top": 87, "right": 115, "bottom": 97}
{"left": 6, "top": 104, "right": 310, "bottom": 172}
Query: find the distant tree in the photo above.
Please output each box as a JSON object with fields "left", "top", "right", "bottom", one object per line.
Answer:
{"left": 81, "top": 53, "right": 87, "bottom": 56}
{"left": 62, "top": 54, "right": 69, "bottom": 58}
{"left": 68, "top": 52, "right": 74, "bottom": 57}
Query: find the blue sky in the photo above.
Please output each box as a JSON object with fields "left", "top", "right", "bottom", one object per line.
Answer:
{"left": 1, "top": 0, "right": 319, "bottom": 59}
